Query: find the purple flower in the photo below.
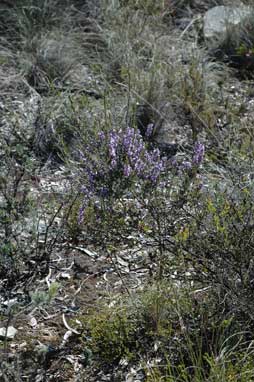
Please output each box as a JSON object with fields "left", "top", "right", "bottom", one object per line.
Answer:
{"left": 98, "top": 131, "right": 106, "bottom": 141}
{"left": 145, "top": 123, "right": 154, "bottom": 137}
{"left": 192, "top": 142, "right": 205, "bottom": 166}
{"left": 123, "top": 164, "right": 132, "bottom": 177}
{"left": 99, "top": 187, "right": 109, "bottom": 197}
{"left": 123, "top": 127, "right": 135, "bottom": 151}
{"left": 110, "top": 158, "right": 117, "bottom": 169}
{"left": 170, "top": 158, "right": 177, "bottom": 167}
{"left": 78, "top": 186, "right": 93, "bottom": 223}
{"left": 181, "top": 161, "right": 192, "bottom": 170}
{"left": 109, "top": 131, "right": 120, "bottom": 160}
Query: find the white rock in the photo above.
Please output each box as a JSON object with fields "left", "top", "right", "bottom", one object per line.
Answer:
{"left": 0, "top": 326, "right": 17, "bottom": 340}
{"left": 29, "top": 317, "right": 38, "bottom": 328}
{"left": 203, "top": 5, "right": 252, "bottom": 48}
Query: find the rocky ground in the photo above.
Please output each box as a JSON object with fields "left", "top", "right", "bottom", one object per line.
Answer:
{"left": 2, "top": 1, "right": 254, "bottom": 381}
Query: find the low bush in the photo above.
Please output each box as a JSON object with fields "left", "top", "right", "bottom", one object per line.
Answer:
{"left": 174, "top": 168, "right": 254, "bottom": 324}
{"left": 83, "top": 305, "right": 137, "bottom": 364}
{"left": 79, "top": 282, "right": 250, "bottom": 380}
{"left": 0, "top": 110, "right": 67, "bottom": 288}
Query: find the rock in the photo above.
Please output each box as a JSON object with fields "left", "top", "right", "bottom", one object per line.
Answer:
{"left": 156, "top": 142, "right": 178, "bottom": 158}
{"left": 203, "top": 5, "right": 252, "bottom": 49}
{"left": 60, "top": 272, "right": 71, "bottom": 280}
{"left": 152, "top": 102, "right": 189, "bottom": 150}
{"left": 0, "top": 92, "right": 41, "bottom": 150}
{"left": 65, "top": 64, "right": 103, "bottom": 97}
{"left": 74, "top": 256, "right": 92, "bottom": 274}
{"left": 0, "top": 326, "right": 17, "bottom": 340}
{"left": 135, "top": 101, "right": 187, "bottom": 154}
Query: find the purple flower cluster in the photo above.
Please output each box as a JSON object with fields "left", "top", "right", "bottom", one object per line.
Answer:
{"left": 78, "top": 127, "right": 167, "bottom": 221}
{"left": 192, "top": 141, "right": 205, "bottom": 166}
{"left": 80, "top": 126, "right": 166, "bottom": 197}
{"left": 110, "top": 127, "right": 166, "bottom": 183}
{"left": 176, "top": 141, "right": 205, "bottom": 174}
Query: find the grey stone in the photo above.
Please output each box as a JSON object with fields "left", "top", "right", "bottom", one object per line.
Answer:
{"left": 0, "top": 92, "right": 41, "bottom": 147}
{"left": 203, "top": 5, "right": 252, "bottom": 48}
{"left": 135, "top": 101, "right": 188, "bottom": 150}
{"left": 153, "top": 102, "right": 189, "bottom": 148}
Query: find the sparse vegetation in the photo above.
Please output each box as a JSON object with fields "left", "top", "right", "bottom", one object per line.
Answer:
{"left": 2, "top": 0, "right": 254, "bottom": 381}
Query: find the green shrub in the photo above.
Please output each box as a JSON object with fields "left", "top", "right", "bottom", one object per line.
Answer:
{"left": 79, "top": 282, "right": 238, "bottom": 373}
{"left": 84, "top": 306, "right": 137, "bottom": 364}
{"left": 175, "top": 173, "right": 254, "bottom": 324}
{"left": 0, "top": 110, "right": 67, "bottom": 287}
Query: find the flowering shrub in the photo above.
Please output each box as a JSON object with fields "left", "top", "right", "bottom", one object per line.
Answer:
{"left": 77, "top": 122, "right": 206, "bottom": 228}
{"left": 78, "top": 127, "right": 167, "bottom": 221}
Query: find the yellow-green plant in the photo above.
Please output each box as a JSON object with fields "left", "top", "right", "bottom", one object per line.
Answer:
{"left": 84, "top": 306, "right": 137, "bottom": 364}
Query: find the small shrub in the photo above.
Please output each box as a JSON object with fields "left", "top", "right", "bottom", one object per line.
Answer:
{"left": 84, "top": 305, "right": 137, "bottom": 364}
{"left": 175, "top": 171, "right": 254, "bottom": 324}
{"left": 0, "top": 112, "right": 67, "bottom": 288}
{"left": 30, "top": 282, "right": 60, "bottom": 306}
{"left": 63, "top": 195, "right": 84, "bottom": 242}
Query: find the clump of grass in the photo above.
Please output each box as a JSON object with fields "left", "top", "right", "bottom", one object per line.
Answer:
{"left": 146, "top": 333, "right": 254, "bottom": 382}
{"left": 168, "top": 50, "right": 229, "bottom": 141}
{"left": 0, "top": 1, "right": 105, "bottom": 95}
{"left": 33, "top": 92, "right": 100, "bottom": 161}
{"left": 22, "top": 32, "right": 80, "bottom": 93}
{"left": 0, "top": 0, "right": 67, "bottom": 44}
